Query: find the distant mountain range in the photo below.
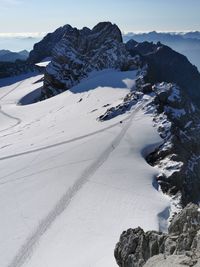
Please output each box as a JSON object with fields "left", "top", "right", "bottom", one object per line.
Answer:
{"left": 182, "top": 31, "right": 200, "bottom": 39}
{"left": 123, "top": 31, "right": 200, "bottom": 71}
{"left": 0, "top": 36, "right": 43, "bottom": 52}
{"left": 0, "top": 49, "right": 29, "bottom": 62}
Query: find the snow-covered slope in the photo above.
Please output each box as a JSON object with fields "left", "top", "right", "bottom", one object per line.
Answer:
{"left": 0, "top": 70, "right": 170, "bottom": 267}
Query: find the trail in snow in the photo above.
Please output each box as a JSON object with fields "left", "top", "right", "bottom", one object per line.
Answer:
{"left": 0, "top": 105, "right": 138, "bottom": 161}
{"left": 0, "top": 80, "right": 25, "bottom": 132}
{"left": 7, "top": 103, "right": 144, "bottom": 267}
{"left": 0, "top": 106, "right": 21, "bottom": 132}
{"left": 0, "top": 80, "right": 25, "bottom": 101}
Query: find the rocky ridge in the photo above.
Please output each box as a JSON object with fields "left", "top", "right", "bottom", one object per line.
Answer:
{"left": 99, "top": 75, "right": 200, "bottom": 206}
{"left": 126, "top": 40, "right": 200, "bottom": 105}
{"left": 107, "top": 76, "right": 200, "bottom": 266}
{"left": 41, "top": 22, "right": 139, "bottom": 99}
{"left": 27, "top": 22, "right": 200, "bottom": 104}
{"left": 146, "top": 83, "right": 200, "bottom": 205}
{"left": 28, "top": 25, "right": 72, "bottom": 64}
{"left": 114, "top": 203, "right": 200, "bottom": 267}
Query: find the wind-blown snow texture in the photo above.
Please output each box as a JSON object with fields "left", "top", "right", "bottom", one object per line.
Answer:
{"left": 0, "top": 70, "right": 170, "bottom": 267}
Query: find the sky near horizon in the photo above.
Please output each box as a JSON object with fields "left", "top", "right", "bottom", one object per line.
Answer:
{"left": 0, "top": 0, "right": 199, "bottom": 35}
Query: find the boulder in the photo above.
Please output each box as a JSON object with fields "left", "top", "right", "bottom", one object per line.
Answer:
{"left": 115, "top": 204, "right": 200, "bottom": 267}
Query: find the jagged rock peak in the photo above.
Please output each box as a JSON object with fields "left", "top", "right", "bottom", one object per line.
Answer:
{"left": 91, "top": 22, "right": 123, "bottom": 42}
{"left": 28, "top": 24, "right": 74, "bottom": 63}
{"left": 28, "top": 22, "right": 123, "bottom": 64}
{"left": 114, "top": 203, "right": 200, "bottom": 267}
{"left": 41, "top": 22, "right": 138, "bottom": 99}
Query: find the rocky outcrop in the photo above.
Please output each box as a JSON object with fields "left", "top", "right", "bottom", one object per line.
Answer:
{"left": 126, "top": 40, "right": 200, "bottom": 105}
{"left": 146, "top": 83, "right": 200, "bottom": 205}
{"left": 98, "top": 69, "right": 146, "bottom": 121}
{"left": 98, "top": 78, "right": 200, "bottom": 205}
{"left": 144, "top": 254, "right": 200, "bottom": 267}
{"left": 114, "top": 204, "right": 200, "bottom": 267}
{"left": 41, "top": 22, "right": 139, "bottom": 99}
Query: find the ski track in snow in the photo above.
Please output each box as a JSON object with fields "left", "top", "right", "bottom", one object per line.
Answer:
{"left": 7, "top": 103, "right": 144, "bottom": 267}
{"left": 0, "top": 80, "right": 25, "bottom": 101}
{"left": 0, "top": 108, "right": 135, "bottom": 161}
{"left": 0, "top": 80, "right": 24, "bottom": 132}
{"left": 0, "top": 106, "right": 21, "bottom": 132}
{"left": 0, "top": 77, "right": 136, "bottom": 161}
{"left": 0, "top": 72, "right": 170, "bottom": 267}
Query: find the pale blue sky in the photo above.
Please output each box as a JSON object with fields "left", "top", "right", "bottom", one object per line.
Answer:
{"left": 0, "top": 0, "right": 199, "bottom": 34}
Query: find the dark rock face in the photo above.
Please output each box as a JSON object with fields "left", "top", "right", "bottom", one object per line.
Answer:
{"left": 115, "top": 204, "right": 200, "bottom": 267}
{"left": 126, "top": 41, "right": 158, "bottom": 56}
{"left": 28, "top": 25, "right": 73, "bottom": 63}
{"left": 41, "top": 22, "right": 138, "bottom": 99}
{"left": 126, "top": 40, "right": 200, "bottom": 105}
{"left": 147, "top": 83, "right": 200, "bottom": 205}
{"left": 0, "top": 60, "right": 40, "bottom": 78}
{"left": 123, "top": 31, "right": 200, "bottom": 72}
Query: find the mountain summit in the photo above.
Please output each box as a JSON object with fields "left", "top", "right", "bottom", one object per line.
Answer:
{"left": 41, "top": 22, "right": 138, "bottom": 98}
{"left": 28, "top": 22, "right": 200, "bottom": 105}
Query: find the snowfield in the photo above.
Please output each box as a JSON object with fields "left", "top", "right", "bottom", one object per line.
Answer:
{"left": 0, "top": 70, "right": 170, "bottom": 267}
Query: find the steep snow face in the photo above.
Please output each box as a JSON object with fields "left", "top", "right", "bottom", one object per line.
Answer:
{"left": 0, "top": 70, "right": 169, "bottom": 267}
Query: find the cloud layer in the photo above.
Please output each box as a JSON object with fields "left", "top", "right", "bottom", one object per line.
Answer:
{"left": 0, "top": 32, "right": 46, "bottom": 38}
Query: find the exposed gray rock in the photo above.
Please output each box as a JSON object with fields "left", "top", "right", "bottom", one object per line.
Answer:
{"left": 126, "top": 40, "right": 200, "bottom": 106}
{"left": 31, "top": 22, "right": 200, "bottom": 106}
{"left": 98, "top": 79, "right": 200, "bottom": 205}
{"left": 41, "top": 22, "right": 139, "bottom": 99}
{"left": 28, "top": 25, "right": 73, "bottom": 64}
{"left": 146, "top": 83, "right": 200, "bottom": 205}
{"left": 114, "top": 227, "right": 166, "bottom": 267}
{"left": 115, "top": 204, "right": 200, "bottom": 267}
{"left": 144, "top": 254, "right": 200, "bottom": 267}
